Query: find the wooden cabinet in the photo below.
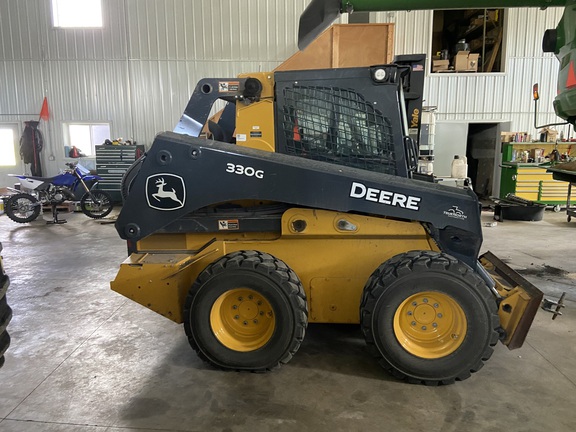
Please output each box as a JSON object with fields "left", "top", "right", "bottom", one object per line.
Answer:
{"left": 275, "top": 24, "right": 394, "bottom": 72}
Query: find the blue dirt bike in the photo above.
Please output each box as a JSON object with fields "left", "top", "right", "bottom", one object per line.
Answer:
{"left": 5, "top": 163, "right": 113, "bottom": 224}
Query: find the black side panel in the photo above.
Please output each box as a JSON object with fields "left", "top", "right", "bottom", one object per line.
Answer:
{"left": 116, "top": 132, "right": 483, "bottom": 268}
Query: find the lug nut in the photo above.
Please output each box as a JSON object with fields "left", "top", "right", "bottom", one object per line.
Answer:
{"left": 234, "top": 315, "right": 239, "bottom": 320}
{"left": 423, "top": 298, "right": 428, "bottom": 303}
{"left": 411, "top": 321, "right": 416, "bottom": 326}
{"left": 422, "top": 326, "right": 427, "bottom": 330}
{"left": 253, "top": 319, "right": 258, "bottom": 324}
{"left": 259, "top": 311, "right": 264, "bottom": 316}
{"left": 433, "top": 323, "right": 438, "bottom": 328}
{"left": 238, "top": 297, "right": 243, "bottom": 301}
{"left": 243, "top": 321, "right": 248, "bottom": 326}
{"left": 257, "top": 301, "right": 262, "bottom": 306}
{"left": 407, "top": 311, "right": 413, "bottom": 316}
{"left": 437, "top": 313, "right": 443, "bottom": 318}
{"left": 412, "top": 301, "right": 417, "bottom": 306}
{"left": 434, "top": 303, "right": 439, "bottom": 308}
{"left": 232, "top": 305, "right": 238, "bottom": 310}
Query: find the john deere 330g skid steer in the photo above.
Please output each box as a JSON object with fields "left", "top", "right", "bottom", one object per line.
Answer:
{"left": 111, "top": 0, "right": 572, "bottom": 384}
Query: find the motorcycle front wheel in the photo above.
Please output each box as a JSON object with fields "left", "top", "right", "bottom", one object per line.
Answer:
{"left": 5, "top": 193, "right": 41, "bottom": 223}
{"left": 80, "top": 190, "right": 114, "bottom": 219}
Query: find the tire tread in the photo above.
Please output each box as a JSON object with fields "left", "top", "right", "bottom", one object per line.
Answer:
{"left": 360, "top": 250, "right": 499, "bottom": 385}
{"left": 184, "top": 250, "right": 308, "bottom": 372}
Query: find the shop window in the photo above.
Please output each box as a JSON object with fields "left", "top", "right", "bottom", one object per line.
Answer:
{"left": 65, "top": 123, "right": 110, "bottom": 157}
{"left": 0, "top": 126, "right": 17, "bottom": 166}
{"left": 52, "top": 0, "right": 103, "bottom": 28}
{"left": 431, "top": 9, "right": 504, "bottom": 73}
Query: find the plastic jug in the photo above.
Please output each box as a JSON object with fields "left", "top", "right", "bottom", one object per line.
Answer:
{"left": 451, "top": 155, "right": 468, "bottom": 178}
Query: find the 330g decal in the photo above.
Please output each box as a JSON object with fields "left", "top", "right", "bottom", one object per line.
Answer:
{"left": 225, "top": 163, "right": 264, "bottom": 179}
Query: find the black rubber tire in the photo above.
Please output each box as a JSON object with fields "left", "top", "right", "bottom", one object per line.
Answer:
{"left": 0, "top": 242, "right": 11, "bottom": 369}
{"left": 360, "top": 250, "right": 500, "bottom": 385}
{"left": 80, "top": 190, "right": 114, "bottom": 219}
{"left": 184, "top": 250, "right": 308, "bottom": 371}
{"left": 5, "top": 193, "right": 41, "bottom": 223}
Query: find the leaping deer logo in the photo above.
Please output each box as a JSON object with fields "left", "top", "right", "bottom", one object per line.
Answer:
{"left": 152, "top": 177, "right": 184, "bottom": 206}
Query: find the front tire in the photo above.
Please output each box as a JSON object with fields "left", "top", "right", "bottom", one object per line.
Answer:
{"left": 5, "top": 193, "right": 40, "bottom": 223}
{"left": 184, "top": 251, "right": 308, "bottom": 371}
{"left": 361, "top": 251, "right": 499, "bottom": 385}
{"left": 80, "top": 191, "right": 113, "bottom": 219}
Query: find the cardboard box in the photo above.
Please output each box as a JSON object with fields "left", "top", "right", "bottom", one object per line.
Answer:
{"left": 539, "top": 127, "right": 558, "bottom": 143}
{"left": 454, "top": 51, "right": 479, "bottom": 72}
{"left": 468, "top": 53, "right": 479, "bottom": 71}
{"left": 432, "top": 60, "right": 449, "bottom": 72}
{"left": 501, "top": 132, "right": 516, "bottom": 143}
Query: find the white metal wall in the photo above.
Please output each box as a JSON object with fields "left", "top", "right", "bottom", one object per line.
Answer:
{"left": 0, "top": 1, "right": 566, "bottom": 179}
{"left": 0, "top": 0, "right": 310, "bottom": 178}
{"left": 375, "top": 7, "right": 564, "bottom": 131}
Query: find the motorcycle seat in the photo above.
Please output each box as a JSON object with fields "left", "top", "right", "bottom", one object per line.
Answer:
{"left": 22, "top": 175, "right": 61, "bottom": 182}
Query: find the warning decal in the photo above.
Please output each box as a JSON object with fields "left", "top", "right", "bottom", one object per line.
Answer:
{"left": 218, "top": 219, "right": 240, "bottom": 230}
{"left": 219, "top": 81, "right": 240, "bottom": 92}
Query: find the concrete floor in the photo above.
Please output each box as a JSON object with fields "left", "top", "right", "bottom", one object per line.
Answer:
{"left": 0, "top": 207, "right": 574, "bottom": 432}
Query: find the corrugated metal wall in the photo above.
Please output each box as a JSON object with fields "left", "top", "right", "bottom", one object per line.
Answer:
{"left": 375, "top": 7, "right": 564, "bottom": 130}
{"left": 0, "top": 0, "right": 310, "bottom": 176}
{"left": 0, "top": 1, "right": 566, "bottom": 177}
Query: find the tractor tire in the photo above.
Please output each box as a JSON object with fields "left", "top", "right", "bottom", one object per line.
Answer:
{"left": 80, "top": 191, "right": 114, "bottom": 219}
{"left": 0, "top": 242, "right": 11, "bottom": 369}
{"left": 360, "top": 250, "right": 500, "bottom": 385}
{"left": 184, "top": 250, "right": 308, "bottom": 371}
{"left": 5, "top": 193, "right": 40, "bottom": 223}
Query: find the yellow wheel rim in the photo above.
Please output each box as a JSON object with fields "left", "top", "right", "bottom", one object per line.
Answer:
{"left": 210, "top": 288, "right": 275, "bottom": 352}
{"left": 393, "top": 291, "right": 467, "bottom": 359}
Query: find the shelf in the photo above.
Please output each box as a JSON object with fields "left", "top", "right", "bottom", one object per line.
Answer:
{"left": 464, "top": 19, "right": 498, "bottom": 39}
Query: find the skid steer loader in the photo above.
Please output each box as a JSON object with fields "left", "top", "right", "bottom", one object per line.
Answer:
{"left": 111, "top": 0, "right": 571, "bottom": 385}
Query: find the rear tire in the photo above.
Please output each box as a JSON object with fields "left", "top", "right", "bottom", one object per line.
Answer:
{"left": 184, "top": 250, "right": 308, "bottom": 371}
{"left": 360, "top": 251, "right": 499, "bottom": 385}
{"left": 5, "top": 193, "right": 40, "bottom": 223}
{"left": 0, "top": 242, "right": 11, "bottom": 368}
{"left": 80, "top": 191, "right": 113, "bottom": 219}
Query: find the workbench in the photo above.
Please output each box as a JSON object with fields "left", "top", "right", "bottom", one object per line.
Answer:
{"left": 499, "top": 162, "right": 574, "bottom": 209}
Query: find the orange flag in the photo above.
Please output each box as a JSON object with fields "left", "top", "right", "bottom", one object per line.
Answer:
{"left": 39, "top": 97, "right": 50, "bottom": 121}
